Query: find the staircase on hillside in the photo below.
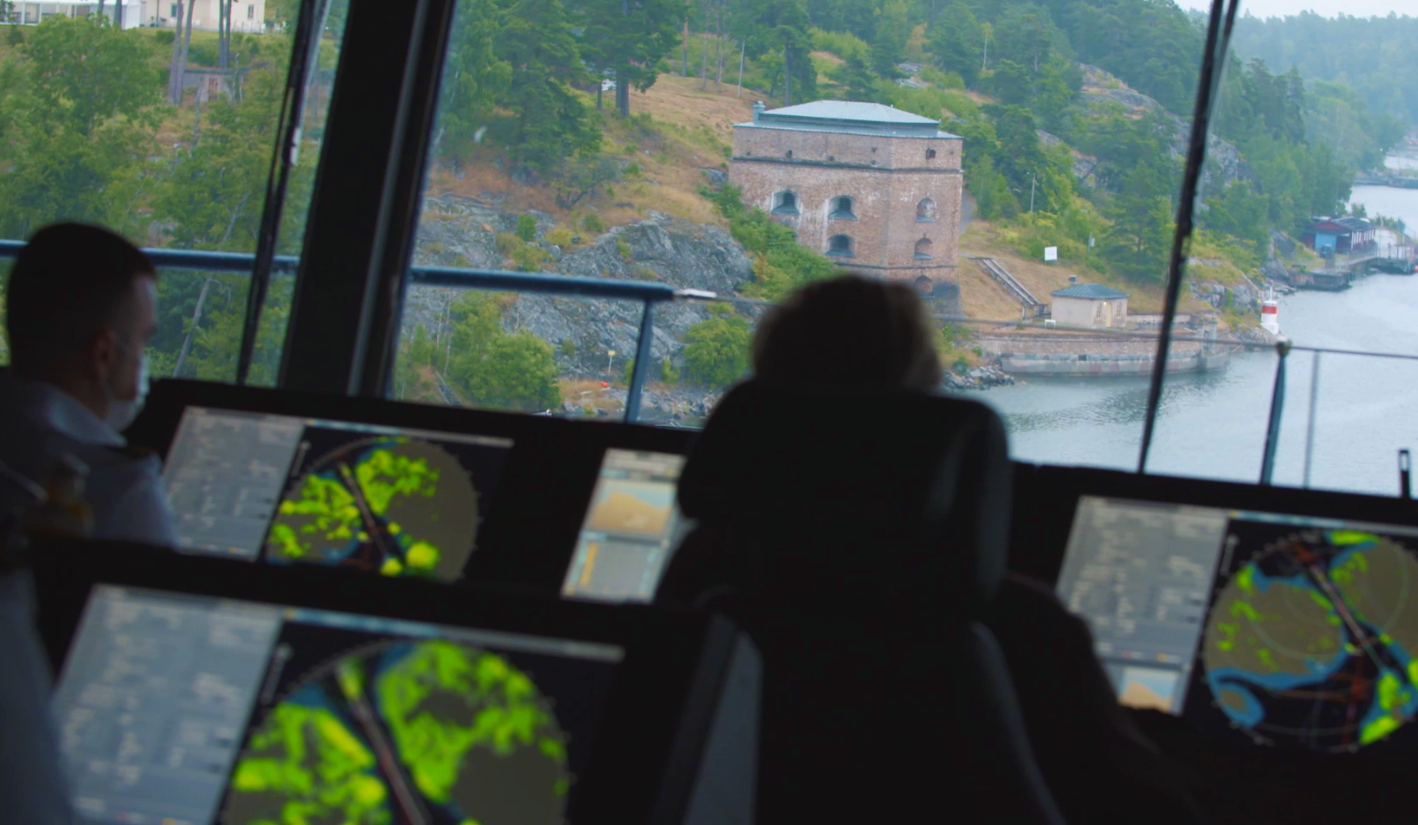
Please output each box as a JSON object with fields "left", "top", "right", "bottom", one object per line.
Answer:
{"left": 974, "top": 257, "right": 1047, "bottom": 318}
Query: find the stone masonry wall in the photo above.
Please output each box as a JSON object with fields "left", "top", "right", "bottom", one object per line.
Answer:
{"left": 730, "top": 124, "right": 963, "bottom": 293}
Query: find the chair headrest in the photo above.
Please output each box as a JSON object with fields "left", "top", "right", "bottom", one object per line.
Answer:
{"left": 678, "top": 380, "right": 1011, "bottom": 610}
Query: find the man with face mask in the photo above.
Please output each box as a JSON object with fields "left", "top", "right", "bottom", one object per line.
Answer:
{"left": 0, "top": 222, "right": 175, "bottom": 545}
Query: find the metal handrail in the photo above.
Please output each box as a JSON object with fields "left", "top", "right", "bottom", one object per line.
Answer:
{"left": 0, "top": 243, "right": 691, "bottom": 422}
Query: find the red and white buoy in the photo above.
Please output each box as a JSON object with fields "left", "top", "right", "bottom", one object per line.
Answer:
{"left": 1261, "top": 287, "right": 1280, "bottom": 336}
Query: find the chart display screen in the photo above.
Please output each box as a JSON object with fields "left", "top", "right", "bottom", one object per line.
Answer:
{"left": 51, "top": 585, "right": 622, "bottom": 825}
{"left": 1058, "top": 496, "right": 1418, "bottom": 753}
{"left": 162, "top": 407, "right": 512, "bottom": 580}
{"left": 561, "top": 450, "right": 689, "bottom": 603}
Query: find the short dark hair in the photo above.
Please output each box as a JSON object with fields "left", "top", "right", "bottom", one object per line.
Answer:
{"left": 752, "top": 274, "right": 942, "bottom": 392}
{"left": 6, "top": 223, "right": 156, "bottom": 376}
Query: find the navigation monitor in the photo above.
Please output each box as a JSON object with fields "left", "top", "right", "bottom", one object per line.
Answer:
{"left": 1058, "top": 495, "right": 1418, "bottom": 753}
{"left": 162, "top": 407, "right": 512, "bottom": 580}
{"left": 561, "top": 449, "right": 689, "bottom": 603}
{"left": 51, "top": 584, "right": 622, "bottom": 825}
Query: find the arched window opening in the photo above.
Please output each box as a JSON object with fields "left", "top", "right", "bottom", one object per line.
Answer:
{"left": 827, "top": 235, "right": 854, "bottom": 257}
{"left": 917, "top": 198, "right": 937, "bottom": 222}
{"left": 829, "top": 195, "right": 855, "bottom": 219}
{"left": 773, "top": 191, "right": 799, "bottom": 215}
{"left": 915, "top": 237, "right": 933, "bottom": 260}
{"left": 913, "top": 275, "right": 934, "bottom": 294}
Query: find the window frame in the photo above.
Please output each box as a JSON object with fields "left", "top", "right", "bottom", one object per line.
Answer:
{"left": 827, "top": 234, "right": 854, "bottom": 258}
{"left": 279, "top": 0, "right": 459, "bottom": 396}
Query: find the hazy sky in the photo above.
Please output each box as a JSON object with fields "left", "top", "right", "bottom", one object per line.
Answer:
{"left": 1173, "top": 0, "right": 1412, "bottom": 18}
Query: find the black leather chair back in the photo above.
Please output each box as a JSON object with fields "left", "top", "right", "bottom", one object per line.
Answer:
{"left": 664, "top": 381, "right": 1065, "bottom": 822}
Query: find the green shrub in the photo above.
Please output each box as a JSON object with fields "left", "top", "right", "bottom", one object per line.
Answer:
{"left": 545, "top": 227, "right": 575, "bottom": 248}
{"left": 560, "top": 338, "right": 577, "bottom": 358}
{"left": 616, "top": 238, "right": 632, "bottom": 261}
{"left": 154, "top": 30, "right": 175, "bottom": 45}
{"left": 683, "top": 314, "right": 751, "bottom": 388}
{"left": 516, "top": 214, "right": 537, "bottom": 242}
{"left": 920, "top": 65, "right": 965, "bottom": 89}
{"left": 7, "top": 25, "right": 24, "bottom": 46}
{"left": 581, "top": 213, "right": 605, "bottom": 234}
{"left": 660, "top": 357, "right": 680, "bottom": 384}
{"left": 495, "top": 232, "right": 523, "bottom": 256}
{"left": 511, "top": 244, "right": 549, "bottom": 272}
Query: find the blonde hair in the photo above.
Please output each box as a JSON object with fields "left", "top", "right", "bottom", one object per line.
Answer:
{"left": 751, "top": 275, "right": 942, "bottom": 392}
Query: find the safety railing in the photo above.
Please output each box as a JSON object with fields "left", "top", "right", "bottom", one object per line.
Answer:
{"left": 2, "top": 241, "right": 1411, "bottom": 487}
{"left": 0, "top": 243, "right": 713, "bottom": 423}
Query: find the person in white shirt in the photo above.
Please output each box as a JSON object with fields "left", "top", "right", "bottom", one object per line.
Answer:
{"left": 0, "top": 222, "right": 175, "bottom": 825}
{"left": 0, "top": 222, "right": 175, "bottom": 545}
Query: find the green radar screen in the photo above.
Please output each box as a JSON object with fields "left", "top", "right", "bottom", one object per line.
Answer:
{"left": 1201, "top": 530, "right": 1418, "bottom": 752}
{"left": 265, "top": 437, "right": 478, "bottom": 580}
{"left": 221, "top": 639, "right": 571, "bottom": 825}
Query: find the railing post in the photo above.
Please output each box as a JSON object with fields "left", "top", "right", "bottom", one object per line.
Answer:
{"left": 1302, "top": 351, "right": 1322, "bottom": 488}
{"left": 625, "top": 300, "right": 656, "bottom": 423}
{"left": 1259, "top": 338, "right": 1292, "bottom": 486}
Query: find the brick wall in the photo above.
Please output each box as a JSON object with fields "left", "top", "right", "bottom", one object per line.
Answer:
{"left": 729, "top": 123, "right": 963, "bottom": 295}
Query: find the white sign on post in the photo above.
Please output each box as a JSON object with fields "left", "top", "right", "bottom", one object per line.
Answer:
{"left": 1044, "top": 246, "right": 1058, "bottom": 262}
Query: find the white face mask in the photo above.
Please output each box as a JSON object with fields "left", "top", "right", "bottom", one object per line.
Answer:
{"left": 104, "top": 352, "right": 148, "bottom": 433}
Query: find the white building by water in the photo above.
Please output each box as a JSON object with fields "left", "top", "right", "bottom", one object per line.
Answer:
{"left": 5, "top": 0, "right": 266, "bottom": 31}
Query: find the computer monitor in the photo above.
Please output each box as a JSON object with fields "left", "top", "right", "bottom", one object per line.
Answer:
{"left": 561, "top": 449, "right": 689, "bottom": 603}
{"left": 51, "top": 583, "right": 622, "bottom": 825}
{"left": 1057, "top": 495, "right": 1418, "bottom": 753}
{"left": 161, "top": 406, "right": 512, "bottom": 580}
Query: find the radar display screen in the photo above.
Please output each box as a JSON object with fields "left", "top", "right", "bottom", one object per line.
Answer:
{"left": 561, "top": 450, "right": 689, "bottom": 603}
{"left": 162, "top": 408, "right": 511, "bottom": 580}
{"left": 51, "top": 586, "right": 622, "bottom": 825}
{"left": 1200, "top": 524, "right": 1418, "bottom": 752}
{"left": 1058, "top": 496, "right": 1418, "bottom": 753}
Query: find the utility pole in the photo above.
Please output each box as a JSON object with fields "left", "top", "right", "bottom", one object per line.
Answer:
{"left": 1030, "top": 173, "right": 1036, "bottom": 212}
{"left": 737, "top": 40, "right": 745, "bottom": 97}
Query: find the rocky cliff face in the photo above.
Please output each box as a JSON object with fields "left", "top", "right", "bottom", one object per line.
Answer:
{"left": 406, "top": 195, "right": 757, "bottom": 378}
{"left": 1078, "top": 63, "right": 1253, "bottom": 189}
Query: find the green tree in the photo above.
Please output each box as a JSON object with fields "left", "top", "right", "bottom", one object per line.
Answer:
{"left": 495, "top": 0, "right": 600, "bottom": 171}
{"left": 0, "top": 17, "right": 160, "bottom": 238}
{"left": 444, "top": 292, "right": 562, "bottom": 412}
{"left": 870, "top": 0, "right": 910, "bottom": 78}
{"left": 433, "top": 0, "right": 512, "bottom": 166}
{"left": 983, "top": 60, "right": 1032, "bottom": 107}
{"left": 740, "top": 0, "right": 813, "bottom": 106}
{"left": 683, "top": 311, "right": 750, "bottom": 388}
{"left": 573, "top": 0, "right": 684, "bottom": 117}
{"left": 927, "top": 3, "right": 983, "bottom": 87}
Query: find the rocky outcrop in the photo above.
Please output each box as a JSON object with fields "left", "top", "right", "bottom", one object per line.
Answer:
{"left": 406, "top": 195, "right": 757, "bottom": 379}
{"left": 1077, "top": 63, "right": 1253, "bottom": 189}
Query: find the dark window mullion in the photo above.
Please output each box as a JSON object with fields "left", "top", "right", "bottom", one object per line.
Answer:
{"left": 278, "top": 0, "right": 457, "bottom": 395}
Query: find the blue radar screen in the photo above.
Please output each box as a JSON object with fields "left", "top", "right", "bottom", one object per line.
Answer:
{"left": 1201, "top": 529, "right": 1418, "bottom": 752}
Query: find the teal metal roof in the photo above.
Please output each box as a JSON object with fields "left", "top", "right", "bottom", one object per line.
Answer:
{"left": 740, "top": 99, "right": 961, "bottom": 139}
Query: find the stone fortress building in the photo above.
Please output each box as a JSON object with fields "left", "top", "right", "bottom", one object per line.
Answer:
{"left": 728, "top": 100, "right": 964, "bottom": 311}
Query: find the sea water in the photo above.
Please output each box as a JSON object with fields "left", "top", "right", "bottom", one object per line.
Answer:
{"left": 976, "top": 159, "right": 1418, "bottom": 497}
